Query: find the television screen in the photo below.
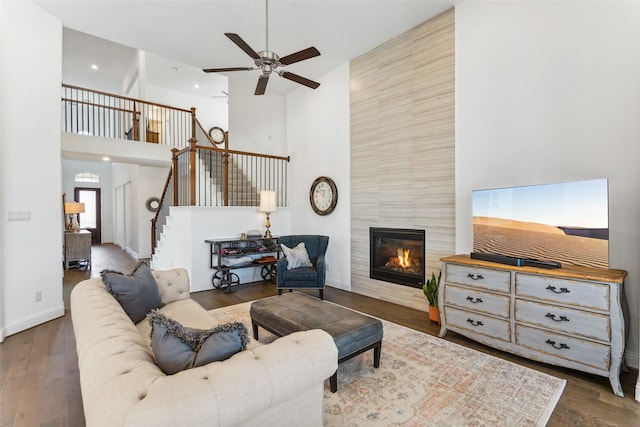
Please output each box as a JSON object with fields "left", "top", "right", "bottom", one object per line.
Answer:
{"left": 472, "top": 179, "right": 609, "bottom": 269}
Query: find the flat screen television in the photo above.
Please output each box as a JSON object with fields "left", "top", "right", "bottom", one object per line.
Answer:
{"left": 472, "top": 178, "right": 609, "bottom": 269}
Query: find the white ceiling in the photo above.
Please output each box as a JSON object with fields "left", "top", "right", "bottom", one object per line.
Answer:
{"left": 39, "top": 0, "right": 458, "bottom": 97}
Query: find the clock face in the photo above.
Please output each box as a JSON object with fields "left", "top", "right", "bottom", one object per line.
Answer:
{"left": 208, "top": 127, "right": 225, "bottom": 144}
{"left": 310, "top": 177, "right": 338, "bottom": 215}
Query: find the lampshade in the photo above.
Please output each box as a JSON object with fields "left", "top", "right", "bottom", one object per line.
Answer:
{"left": 258, "top": 191, "right": 276, "bottom": 213}
{"left": 64, "top": 202, "right": 85, "bottom": 214}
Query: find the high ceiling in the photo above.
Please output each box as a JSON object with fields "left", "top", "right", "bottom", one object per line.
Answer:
{"left": 37, "top": 0, "right": 458, "bottom": 98}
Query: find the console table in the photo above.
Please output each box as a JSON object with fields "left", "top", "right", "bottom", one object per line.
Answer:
{"left": 439, "top": 254, "right": 628, "bottom": 397}
{"left": 205, "top": 237, "right": 280, "bottom": 292}
{"left": 64, "top": 230, "right": 92, "bottom": 269}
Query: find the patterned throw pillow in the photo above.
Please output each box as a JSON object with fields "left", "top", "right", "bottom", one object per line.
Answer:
{"left": 281, "top": 242, "right": 313, "bottom": 270}
{"left": 147, "top": 310, "right": 250, "bottom": 375}
{"left": 101, "top": 261, "right": 163, "bottom": 323}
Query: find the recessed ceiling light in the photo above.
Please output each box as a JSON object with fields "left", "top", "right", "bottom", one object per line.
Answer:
{"left": 91, "top": 64, "right": 99, "bottom": 70}
{"left": 102, "top": 157, "right": 110, "bottom": 162}
{"left": 193, "top": 84, "right": 200, "bottom": 89}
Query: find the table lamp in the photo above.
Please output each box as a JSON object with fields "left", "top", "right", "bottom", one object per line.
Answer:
{"left": 258, "top": 191, "right": 276, "bottom": 238}
{"left": 65, "top": 202, "right": 85, "bottom": 232}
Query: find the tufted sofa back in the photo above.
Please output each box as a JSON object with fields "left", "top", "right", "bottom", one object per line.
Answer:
{"left": 152, "top": 268, "right": 190, "bottom": 304}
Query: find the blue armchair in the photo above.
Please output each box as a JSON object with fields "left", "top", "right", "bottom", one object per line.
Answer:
{"left": 277, "top": 235, "right": 329, "bottom": 300}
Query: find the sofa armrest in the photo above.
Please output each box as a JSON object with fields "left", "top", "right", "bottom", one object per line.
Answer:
{"left": 152, "top": 268, "right": 190, "bottom": 304}
{"left": 124, "top": 329, "right": 338, "bottom": 426}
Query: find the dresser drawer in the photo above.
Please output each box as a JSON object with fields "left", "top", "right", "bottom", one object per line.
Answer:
{"left": 515, "top": 273, "right": 610, "bottom": 311}
{"left": 444, "top": 306, "right": 511, "bottom": 342}
{"left": 515, "top": 299, "right": 610, "bottom": 342}
{"left": 516, "top": 324, "right": 610, "bottom": 371}
{"left": 445, "top": 264, "right": 511, "bottom": 293}
{"left": 444, "top": 285, "right": 510, "bottom": 318}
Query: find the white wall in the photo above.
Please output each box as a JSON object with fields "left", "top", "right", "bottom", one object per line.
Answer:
{"left": 0, "top": 1, "right": 64, "bottom": 339}
{"left": 112, "top": 162, "right": 168, "bottom": 259}
{"left": 62, "top": 159, "right": 114, "bottom": 243}
{"left": 456, "top": 1, "right": 640, "bottom": 367}
{"left": 228, "top": 77, "right": 287, "bottom": 156}
{"left": 286, "top": 63, "right": 351, "bottom": 290}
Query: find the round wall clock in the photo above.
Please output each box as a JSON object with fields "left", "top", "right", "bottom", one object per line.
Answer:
{"left": 310, "top": 176, "right": 338, "bottom": 215}
{"left": 208, "top": 126, "right": 226, "bottom": 145}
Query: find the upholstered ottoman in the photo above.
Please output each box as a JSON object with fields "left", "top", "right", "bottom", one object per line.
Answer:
{"left": 250, "top": 292, "right": 383, "bottom": 392}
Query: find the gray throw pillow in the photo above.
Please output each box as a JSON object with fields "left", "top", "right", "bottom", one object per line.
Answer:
{"left": 101, "top": 261, "right": 163, "bottom": 323}
{"left": 147, "top": 310, "right": 250, "bottom": 375}
{"left": 281, "top": 242, "right": 313, "bottom": 270}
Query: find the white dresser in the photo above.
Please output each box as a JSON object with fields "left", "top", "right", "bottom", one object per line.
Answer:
{"left": 439, "top": 254, "right": 628, "bottom": 397}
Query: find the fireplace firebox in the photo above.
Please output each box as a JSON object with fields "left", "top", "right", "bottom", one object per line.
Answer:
{"left": 370, "top": 227, "right": 425, "bottom": 288}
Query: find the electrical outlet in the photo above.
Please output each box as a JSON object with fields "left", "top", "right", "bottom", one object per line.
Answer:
{"left": 326, "top": 263, "right": 330, "bottom": 272}
{"left": 35, "top": 291, "right": 42, "bottom": 302}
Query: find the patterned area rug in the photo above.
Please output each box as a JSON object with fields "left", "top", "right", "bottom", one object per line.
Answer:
{"left": 209, "top": 302, "right": 566, "bottom": 427}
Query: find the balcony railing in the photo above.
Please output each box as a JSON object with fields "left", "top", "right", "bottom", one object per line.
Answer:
{"left": 61, "top": 83, "right": 192, "bottom": 148}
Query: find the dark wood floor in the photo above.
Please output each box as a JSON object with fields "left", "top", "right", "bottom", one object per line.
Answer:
{"left": 1, "top": 244, "right": 638, "bottom": 426}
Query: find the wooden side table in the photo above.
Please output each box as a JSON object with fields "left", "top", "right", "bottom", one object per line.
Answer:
{"left": 65, "top": 230, "right": 92, "bottom": 269}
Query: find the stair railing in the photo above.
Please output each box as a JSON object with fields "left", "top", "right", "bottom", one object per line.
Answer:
{"left": 151, "top": 118, "right": 289, "bottom": 254}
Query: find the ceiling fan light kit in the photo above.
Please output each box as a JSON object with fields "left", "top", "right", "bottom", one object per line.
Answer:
{"left": 203, "top": 0, "right": 321, "bottom": 95}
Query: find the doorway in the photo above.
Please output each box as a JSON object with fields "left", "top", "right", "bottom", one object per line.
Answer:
{"left": 74, "top": 187, "right": 102, "bottom": 244}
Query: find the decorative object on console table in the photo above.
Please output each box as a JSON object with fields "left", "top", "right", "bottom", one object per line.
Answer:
{"left": 423, "top": 271, "right": 441, "bottom": 323}
{"left": 258, "top": 191, "right": 276, "bottom": 238}
{"left": 438, "top": 254, "right": 628, "bottom": 397}
{"left": 64, "top": 202, "right": 85, "bottom": 232}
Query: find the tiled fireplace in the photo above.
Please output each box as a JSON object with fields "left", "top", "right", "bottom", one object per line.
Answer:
{"left": 369, "top": 227, "right": 425, "bottom": 288}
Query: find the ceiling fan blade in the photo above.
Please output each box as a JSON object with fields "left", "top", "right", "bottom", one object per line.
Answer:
{"left": 225, "top": 33, "right": 261, "bottom": 60}
{"left": 203, "top": 67, "right": 254, "bottom": 73}
{"left": 279, "top": 47, "right": 321, "bottom": 66}
{"left": 255, "top": 75, "right": 269, "bottom": 95}
{"left": 280, "top": 71, "right": 320, "bottom": 89}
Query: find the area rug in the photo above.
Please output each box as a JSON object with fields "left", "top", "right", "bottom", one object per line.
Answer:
{"left": 209, "top": 302, "right": 566, "bottom": 427}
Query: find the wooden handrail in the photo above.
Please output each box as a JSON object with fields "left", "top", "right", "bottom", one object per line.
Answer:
{"left": 194, "top": 144, "right": 290, "bottom": 162}
{"left": 151, "top": 167, "right": 174, "bottom": 255}
{"left": 60, "top": 97, "right": 135, "bottom": 114}
{"left": 62, "top": 83, "right": 192, "bottom": 113}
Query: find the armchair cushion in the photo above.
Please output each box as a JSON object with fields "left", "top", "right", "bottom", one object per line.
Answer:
{"left": 280, "top": 242, "right": 313, "bottom": 270}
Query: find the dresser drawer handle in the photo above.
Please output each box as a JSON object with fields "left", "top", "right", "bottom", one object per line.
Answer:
{"left": 466, "top": 296, "right": 484, "bottom": 303}
{"left": 466, "top": 318, "right": 484, "bottom": 327}
{"left": 545, "top": 339, "right": 570, "bottom": 350}
{"left": 467, "top": 273, "right": 484, "bottom": 280}
{"left": 546, "top": 285, "right": 570, "bottom": 294}
{"left": 545, "top": 313, "right": 569, "bottom": 322}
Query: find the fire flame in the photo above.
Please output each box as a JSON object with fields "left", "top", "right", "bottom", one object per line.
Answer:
{"left": 396, "top": 247, "right": 411, "bottom": 268}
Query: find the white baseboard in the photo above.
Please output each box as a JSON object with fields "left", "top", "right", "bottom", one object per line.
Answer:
{"left": 3, "top": 305, "right": 65, "bottom": 338}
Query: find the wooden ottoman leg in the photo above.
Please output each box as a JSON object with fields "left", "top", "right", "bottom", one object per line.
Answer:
{"left": 373, "top": 341, "right": 382, "bottom": 368}
{"left": 330, "top": 371, "right": 338, "bottom": 393}
{"left": 251, "top": 320, "right": 259, "bottom": 340}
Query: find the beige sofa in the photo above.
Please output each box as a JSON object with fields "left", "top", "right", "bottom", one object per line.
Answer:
{"left": 71, "top": 268, "right": 338, "bottom": 427}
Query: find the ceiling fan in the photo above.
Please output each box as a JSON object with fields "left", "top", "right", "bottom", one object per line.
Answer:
{"left": 202, "top": 0, "right": 321, "bottom": 95}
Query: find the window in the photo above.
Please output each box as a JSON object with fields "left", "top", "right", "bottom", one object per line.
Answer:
{"left": 75, "top": 172, "right": 99, "bottom": 183}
